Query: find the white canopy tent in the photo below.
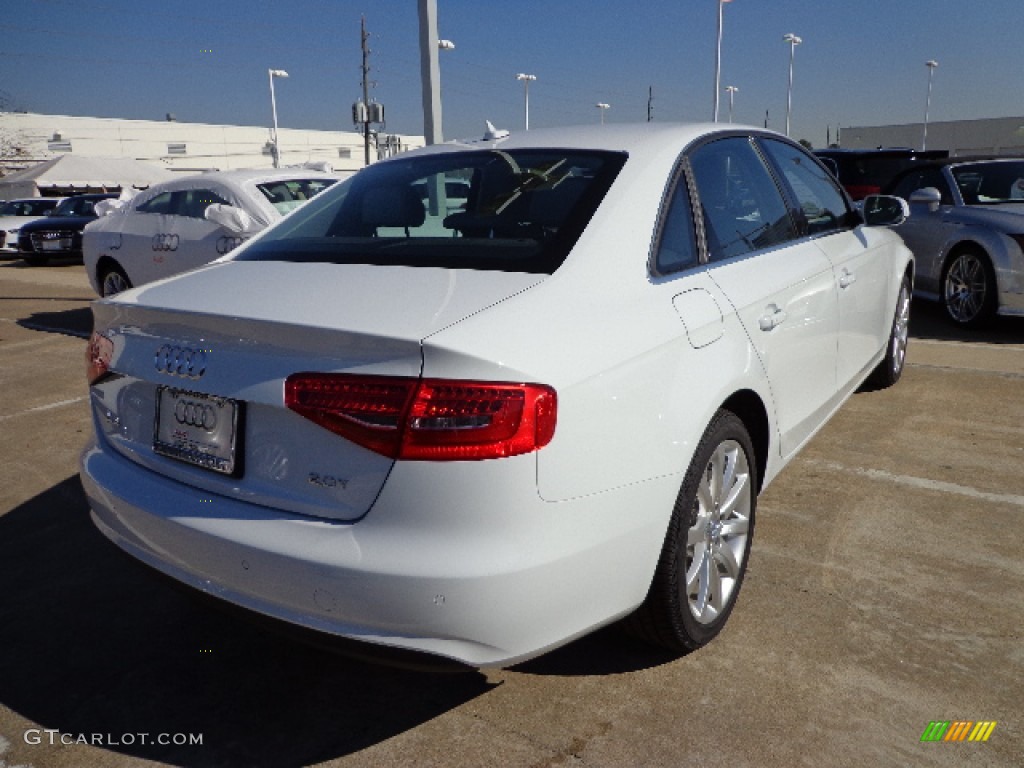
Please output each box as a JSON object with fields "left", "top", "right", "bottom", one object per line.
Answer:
{"left": 0, "top": 155, "right": 174, "bottom": 199}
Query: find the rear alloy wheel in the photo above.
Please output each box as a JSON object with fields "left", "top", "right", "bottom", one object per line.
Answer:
{"left": 866, "top": 274, "right": 911, "bottom": 390}
{"left": 942, "top": 250, "right": 996, "bottom": 328}
{"left": 625, "top": 410, "right": 756, "bottom": 652}
{"left": 101, "top": 265, "right": 132, "bottom": 297}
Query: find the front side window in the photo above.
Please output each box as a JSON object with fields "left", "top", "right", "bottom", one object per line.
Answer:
{"left": 891, "top": 168, "right": 952, "bottom": 205}
{"left": 239, "top": 149, "right": 626, "bottom": 273}
{"left": 689, "top": 137, "right": 797, "bottom": 261}
{"left": 760, "top": 139, "right": 851, "bottom": 236}
{"left": 136, "top": 191, "right": 174, "bottom": 215}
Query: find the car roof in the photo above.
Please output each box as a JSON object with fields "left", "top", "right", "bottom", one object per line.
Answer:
{"left": 401, "top": 122, "right": 791, "bottom": 166}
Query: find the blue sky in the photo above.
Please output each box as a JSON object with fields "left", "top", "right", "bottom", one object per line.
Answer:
{"left": 2, "top": 0, "right": 1022, "bottom": 148}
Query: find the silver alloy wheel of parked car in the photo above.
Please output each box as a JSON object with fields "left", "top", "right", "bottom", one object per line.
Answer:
{"left": 943, "top": 251, "right": 993, "bottom": 326}
{"left": 685, "top": 436, "right": 753, "bottom": 625}
{"left": 101, "top": 267, "right": 131, "bottom": 297}
{"left": 891, "top": 279, "right": 911, "bottom": 376}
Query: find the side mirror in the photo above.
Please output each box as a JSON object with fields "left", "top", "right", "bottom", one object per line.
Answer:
{"left": 908, "top": 186, "right": 942, "bottom": 213}
{"left": 204, "top": 203, "right": 259, "bottom": 234}
{"left": 862, "top": 194, "right": 910, "bottom": 227}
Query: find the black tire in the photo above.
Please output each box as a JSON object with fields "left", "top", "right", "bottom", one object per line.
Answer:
{"left": 941, "top": 249, "right": 997, "bottom": 328}
{"left": 865, "top": 274, "right": 911, "bottom": 390}
{"left": 624, "top": 409, "right": 757, "bottom": 652}
{"left": 100, "top": 264, "right": 132, "bottom": 297}
{"left": 23, "top": 254, "right": 48, "bottom": 267}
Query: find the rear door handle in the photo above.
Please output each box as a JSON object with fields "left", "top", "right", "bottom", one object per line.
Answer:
{"left": 839, "top": 269, "right": 856, "bottom": 289}
{"left": 758, "top": 305, "right": 788, "bottom": 332}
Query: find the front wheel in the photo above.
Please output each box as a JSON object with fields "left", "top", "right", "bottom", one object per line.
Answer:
{"left": 942, "top": 250, "right": 996, "bottom": 328}
{"left": 865, "top": 274, "right": 911, "bottom": 390}
{"left": 625, "top": 409, "right": 757, "bottom": 652}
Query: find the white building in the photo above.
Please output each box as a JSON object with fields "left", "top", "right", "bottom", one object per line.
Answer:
{"left": 838, "top": 116, "right": 1024, "bottom": 156}
{"left": 0, "top": 112, "right": 425, "bottom": 178}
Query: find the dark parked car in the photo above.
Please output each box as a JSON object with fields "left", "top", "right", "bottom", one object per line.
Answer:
{"left": 18, "top": 193, "right": 118, "bottom": 266}
{"left": 815, "top": 148, "right": 948, "bottom": 201}
{"left": 884, "top": 156, "right": 1024, "bottom": 327}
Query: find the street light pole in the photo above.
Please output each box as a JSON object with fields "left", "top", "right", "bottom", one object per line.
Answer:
{"left": 268, "top": 68, "right": 289, "bottom": 168}
{"left": 418, "top": 0, "right": 444, "bottom": 146}
{"left": 596, "top": 103, "right": 610, "bottom": 124}
{"left": 923, "top": 59, "right": 939, "bottom": 151}
{"left": 516, "top": 73, "right": 537, "bottom": 130}
{"left": 713, "top": 0, "right": 733, "bottom": 122}
{"left": 783, "top": 33, "right": 802, "bottom": 137}
{"left": 725, "top": 85, "right": 739, "bottom": 123}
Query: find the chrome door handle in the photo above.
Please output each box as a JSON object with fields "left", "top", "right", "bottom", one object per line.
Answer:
{"left": 839, "top": 269, "right": 856, "bottom": 289}
{"left": 758, "top": 305, "right": 788, "bottom": 332}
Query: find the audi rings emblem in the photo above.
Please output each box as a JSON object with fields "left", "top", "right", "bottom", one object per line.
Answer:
{"left": 174, "top": 400, "right": 218, "bottom": 430}
{"left": 155, "top": 345, "right": 207, "bottom": 379}
{"left": 152, "top": 233, "right": 179, "bottom": 252}
{"left": 216, "top": 235, "right": 246, "bottom": 255}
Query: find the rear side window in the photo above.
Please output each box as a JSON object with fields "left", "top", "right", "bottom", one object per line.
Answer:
{"left": 652, "top": 171, "right": 698, "bottom": 275}
{"left": 177, "top": 189, "right": 230, "bottom": 219}
{"left": 760, "top": 139, "right": 850, "bottom": 236}
{"left": 240, "top": 149, "right": 626, "bottom": 273}
{"left": 689, "top": 137, "right": 796, "bottom": 261}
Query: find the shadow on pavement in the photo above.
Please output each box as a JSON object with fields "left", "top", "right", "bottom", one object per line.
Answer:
{"left": 909, "top": 297, "right": 1024, "bottom": 344}
{"left": 0, "top": 477, "right": 495, "bottom": 767}
{"left": 16, "top": 306, "right": 93, "bottom": 339}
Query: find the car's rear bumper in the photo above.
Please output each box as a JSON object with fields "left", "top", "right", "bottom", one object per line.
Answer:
{"left": 80, "top": 433, "right": 676, "bottom": 667}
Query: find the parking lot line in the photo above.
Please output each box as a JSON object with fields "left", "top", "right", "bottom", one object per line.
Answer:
{"left": 801, "top": 458, "right": 1024, "bottom": 508}
{"left": 0, "top": 396, "right": 86, "bottom": 423}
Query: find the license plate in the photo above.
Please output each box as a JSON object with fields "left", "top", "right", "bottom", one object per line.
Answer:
{"left": 154, "top": 387, "right": 240, "bottom": 475}
{"left": 41, "top": 239, "right": 70, "bottom": 251}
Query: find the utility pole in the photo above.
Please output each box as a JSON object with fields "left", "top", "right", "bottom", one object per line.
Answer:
{"left": 647, "top": 86, "right": 653, "bottom": 122}
{"left": 360, "top": 15, "right": 372, "bottom": 166}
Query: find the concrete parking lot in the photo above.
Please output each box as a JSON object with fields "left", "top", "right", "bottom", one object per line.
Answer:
{"left": 1, "top": 259, "right": 1021, "bottom": 768}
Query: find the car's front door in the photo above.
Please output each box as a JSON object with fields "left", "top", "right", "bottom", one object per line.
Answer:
{"left": 888, "top": 168, "right": 955, "bottom": 294}
{"left": 689, "top": 136, "right": 839, "bottom": 459}
{"left": 759, "top": 138, "right": 892, "bottom": 389}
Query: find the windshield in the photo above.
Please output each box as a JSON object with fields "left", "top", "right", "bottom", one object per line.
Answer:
{"left": 51, "top": 196, "right": 106, "bottom": 217}
{"left": 237, "top": 148, "right": 626, "bottom": 274}
{"left": 951, "top": 161, "right": 1024, "bottom": 205}
{"left": 256, "top": 177, "right": 338, "bottom": 215}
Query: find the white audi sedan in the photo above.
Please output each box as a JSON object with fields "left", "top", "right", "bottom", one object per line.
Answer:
{"left": 81, "top": 124, "right": 913, "bottom": 667}
{"left": 82, "top": 168, "right": 339, "bottom": 296}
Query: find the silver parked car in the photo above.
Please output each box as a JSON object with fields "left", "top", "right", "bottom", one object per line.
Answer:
{"left": 885, "top": 157, "right": 1024, "bottom": 327}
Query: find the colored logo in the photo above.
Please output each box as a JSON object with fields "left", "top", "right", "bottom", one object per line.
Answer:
{"left": 920, "top": 720, "right": 997, "bottom": 742}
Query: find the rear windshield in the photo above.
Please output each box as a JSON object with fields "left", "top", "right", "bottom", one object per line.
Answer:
{"left": 237, "top": 149, "right": 626, "bottom": 273}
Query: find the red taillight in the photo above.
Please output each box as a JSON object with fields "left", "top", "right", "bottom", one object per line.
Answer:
{"left": 285, "top": 373, "right": 557, "bottom": 461}
{"left": 85, "top": 331, "right": 113, "bottom": 384}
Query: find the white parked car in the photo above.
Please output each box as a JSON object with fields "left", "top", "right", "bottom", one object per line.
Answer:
{"left": 0, "top": 197, "right": 64, "bottom": 257}
{"left": 81, "top": 123, "right": 913, "bottom": 667}
{"left": 82, "top": 169, "right": 339, "bottom": 296}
